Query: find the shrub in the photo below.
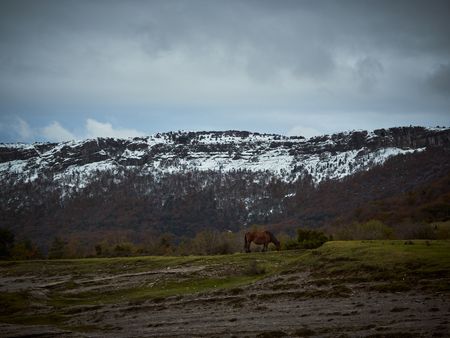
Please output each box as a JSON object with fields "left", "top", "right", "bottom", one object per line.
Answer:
{"left": 187, "top": 230, "right": 240, "bottom": 255}
{"left": 113, "top": 242, "right": 135, "bottom": 257}
{"left": 283, "top": 239, "right": 302, "bottom": 250}
{"left": 283, "top": 228, "right": 329, "bottom": 250}
{"left": 296, "top": 228, "right": 329, "bottom": 249}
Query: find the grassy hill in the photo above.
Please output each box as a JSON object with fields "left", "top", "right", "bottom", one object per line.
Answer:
{"left": 1, "top": 240, "right": 449, "bottom": 337}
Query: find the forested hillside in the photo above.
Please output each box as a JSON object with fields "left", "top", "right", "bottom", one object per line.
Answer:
{"left": 0, "top": 127, "right": 449, "bottom": 255}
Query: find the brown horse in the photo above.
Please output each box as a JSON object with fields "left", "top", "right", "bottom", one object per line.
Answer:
{"left": 244, "top": 230, "right": 280, "bottom": 253}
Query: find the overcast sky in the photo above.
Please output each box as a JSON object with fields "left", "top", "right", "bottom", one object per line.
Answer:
{"left": 0, "top": 0, "right": 449, "bottom": 142}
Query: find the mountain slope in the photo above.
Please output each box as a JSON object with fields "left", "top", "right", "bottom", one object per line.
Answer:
{"left": 0, "top": 126, "right": 449, "bottom": 249}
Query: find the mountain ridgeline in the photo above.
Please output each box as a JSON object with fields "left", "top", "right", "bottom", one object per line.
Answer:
{"left": 1, "top": 126, "right": 449, "bottom": 250}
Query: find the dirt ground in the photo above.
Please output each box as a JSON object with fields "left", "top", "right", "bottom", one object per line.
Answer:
{"left": 1, "top": 267, "right": 449, "bottom": 338}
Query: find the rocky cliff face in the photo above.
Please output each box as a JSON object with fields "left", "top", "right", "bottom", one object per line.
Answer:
{"left": 0, "top": 126, "right": 448, "bottom": 188}
{"left": 304, "top": 126, "right": 450, "bottom": 152}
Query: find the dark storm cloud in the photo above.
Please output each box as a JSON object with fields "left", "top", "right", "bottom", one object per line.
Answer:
{"left": 0, "top": 0, "right": 449, "bottom": 142}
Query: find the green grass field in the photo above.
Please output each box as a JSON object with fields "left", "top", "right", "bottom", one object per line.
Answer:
{"left": 1, "top": 240, "right": 449, "bottom": 329}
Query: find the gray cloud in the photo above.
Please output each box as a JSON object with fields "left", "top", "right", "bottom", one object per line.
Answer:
{"left": 0, "top": 0, "right": 449, "bottom": 142}
{"left": 355, "top": 57, "right": 384, "bottom": 93}
{"left": 428, "top": 64, "right": 450, "bottom": 96}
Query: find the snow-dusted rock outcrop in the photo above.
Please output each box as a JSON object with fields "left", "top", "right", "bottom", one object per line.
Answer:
{"left": 0, "top": 127, "right": 448, "bottom": 187}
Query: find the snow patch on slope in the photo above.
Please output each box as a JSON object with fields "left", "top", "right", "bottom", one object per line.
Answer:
{"left": 0, "top": 129, "right": 434, "bottom": 190}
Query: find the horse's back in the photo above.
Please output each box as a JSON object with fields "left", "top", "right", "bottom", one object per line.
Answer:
{"left": 253, "top": 231, "right": 270, "bottom": 244}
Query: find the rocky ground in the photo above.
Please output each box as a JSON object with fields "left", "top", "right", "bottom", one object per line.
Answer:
{"left": 1, "top": 267, "right": 448, "bottom": 337}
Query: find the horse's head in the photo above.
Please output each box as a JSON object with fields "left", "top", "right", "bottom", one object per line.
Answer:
{"left": 275, "top": 241, "right": 281, "bottom": 251}
{"left": 267, "top": 231, "right": 281, "bottom": 251}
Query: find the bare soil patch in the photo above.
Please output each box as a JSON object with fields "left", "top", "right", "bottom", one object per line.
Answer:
{"left": 1, "top": 242, "right": 449, "bottom": 337}
{"left": 1, "top": 266, "right": 448, "bottom": 337}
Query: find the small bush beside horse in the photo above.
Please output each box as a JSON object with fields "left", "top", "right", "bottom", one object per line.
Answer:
{"left": 244, "top": 230, "right": 280, "bottom": 252}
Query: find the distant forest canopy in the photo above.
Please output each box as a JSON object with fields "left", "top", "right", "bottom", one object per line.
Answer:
{"left": 0, "top": 146, "right": 449, "bottom": 258}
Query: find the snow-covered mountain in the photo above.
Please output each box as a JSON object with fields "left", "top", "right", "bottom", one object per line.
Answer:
{"left": 1, "top": 126, "right": 450, "bottom": 249}
{"left": 1, "top": 126, "right": 449, "bottom": 187}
